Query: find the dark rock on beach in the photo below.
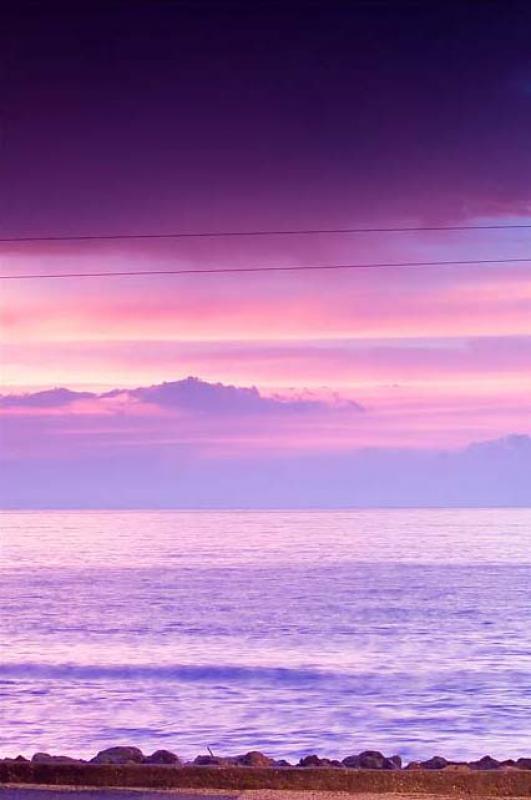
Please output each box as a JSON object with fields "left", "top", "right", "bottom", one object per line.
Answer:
{"left": 298, "top": 755, "right": 344, "bottom": 768}
{"left": 342, "top": 755, "right": 360, "bottom": 768}
{"left": 235, "top": 751, "right": 274, "bottom": 767}
{"left": 359, "top": 751, "right": 396, "bottom": 769}
{"left": 143, "top": 749, "right": 181, "bottom": 765}
{"left": 382, "top": 757, "right": 400, "bottom": 770}
{"left": 470, "top": 755, "right": 501, "bottom": 770}
{"left": 299, "top": 755, "right": 329, "bottom": 767}
{"left": 31, "top": 753, "right": 84, "bottom": 765}
{"left": 342, "top": 751, "right": 400, "bottom": 769}
{"left": 90, "top": 746, "right": 144, "bottom": 765}
{"left": 193, "top": 754, "right": 235, "bottom": 767}
{"left": 4, "top": 747, "right": 531, "bottom": 775}
{"left": 420, "top": 755, "right": 449, "bottom": 769}
{"left": 362, "top": 751, "right": 385, "bottom": 769}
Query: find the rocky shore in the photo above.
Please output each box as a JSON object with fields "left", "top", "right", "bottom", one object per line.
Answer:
{"left": 2, "top": 747, "right": 531, "bottom": 771}
{"left": 2, "top": 749, "right": 531, "bottom": 797}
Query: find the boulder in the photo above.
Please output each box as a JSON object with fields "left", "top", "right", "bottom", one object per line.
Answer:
{"left": 31, "top": 753, "right": 54, "bottom": 763}
{"left": 275, "top": 759, "right": 292, "bottom": 767}
{"left": 193, "top": 754, "right": 235, "bottom": 766}
{"left": 91, "top": 746, "right": 144, "bottom": 765}
{"left": 342, "top": 755, "right": 360, "bottom": 768}
{"left": 32, "top": 753, "right": 83, "bottom": 764}
{"left": 298, "top": 754, "right": 337, "bottom": 767}
{"left": 144, "top": 749, "right": 181, "bottom": 765}
{"left": 299, "top": 754, "right": 324, "bottom": 767}
{"left": 343, "top": 750, "right": 399, "bottom": 770}
{"left": 358, "top": 750, "right": 386, "bottom": 769}
{"left": 382, "top": 757, "right": 400, "bottom": 770}
{"left": 235, "top": 751, "right": 274, "bottom": 767}
{"left": 469, "top": 755, "right": 500, "bottom": 770}
{"left": 405, "top": 761, "right": 422, "bottom": 770}
{"left": 516, "top": 758, "right": 531, "bottom": 770}
{"left": 420, "top": 755, "right": 449, "bottom": 769}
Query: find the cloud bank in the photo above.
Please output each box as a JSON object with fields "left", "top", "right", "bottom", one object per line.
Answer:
{"left": 0, "top": 376, "right": 361, "bottom": 414}
{"left": 1, "top": 377, "right": 529, "bottom": 508}
{"left": 1, "top": 433, "right": 530, "bottom": 509}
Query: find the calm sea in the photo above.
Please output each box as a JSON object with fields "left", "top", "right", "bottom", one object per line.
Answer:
{"left": 1, "top": 509, "right": 530, "bottom": 762}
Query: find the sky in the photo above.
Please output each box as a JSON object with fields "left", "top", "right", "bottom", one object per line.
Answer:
{"left": 1, "top": 1, "right": 531, "bottom": 507}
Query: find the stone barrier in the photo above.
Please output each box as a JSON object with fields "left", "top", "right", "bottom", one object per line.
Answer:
{"left": 1, "top": 761, "right": 531, "bottom": 795}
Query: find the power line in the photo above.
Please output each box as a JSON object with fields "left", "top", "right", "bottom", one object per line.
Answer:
{"left": 1, "top": 257, "right": 530, "bottom": 281}
{"left": 0, "top": 222, "right": 531, "bottom": 244}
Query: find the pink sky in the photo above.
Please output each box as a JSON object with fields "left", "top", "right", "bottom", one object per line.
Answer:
{"left": 1, "top": 215, "right": 531, "bottom": 459}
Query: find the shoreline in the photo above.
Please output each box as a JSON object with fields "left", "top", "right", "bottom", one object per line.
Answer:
{"left": 4, "top": 749, "right": 531, "bottom": 773}
{"left": 1, "top": 790, "right": 530, "bottom": 800}
{"left": 2, "top": 762, "right": 531, "bottom": 797}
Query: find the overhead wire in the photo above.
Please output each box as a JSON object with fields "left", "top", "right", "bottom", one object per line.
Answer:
{"left": 0, "top": 222, "right": 530, "bottom": 244}
{"left": 1, "top": 257, "right": 530, "bottom": 281}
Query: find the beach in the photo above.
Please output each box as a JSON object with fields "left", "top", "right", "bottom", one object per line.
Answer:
{"left": 1, "top": 791, "right": 527, "bottom": 800}
{"left": 2, "top": 791, "right": 531, "bottom": 800}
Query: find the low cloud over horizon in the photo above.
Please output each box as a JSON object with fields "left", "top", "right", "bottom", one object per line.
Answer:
{"left": 1, "top": 376, "right": 530, "bottom": 508}
{"left": 0, "top": 375, "right": 361, "bottom": 414}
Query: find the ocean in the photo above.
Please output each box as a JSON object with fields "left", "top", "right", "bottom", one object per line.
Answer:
{"left": 1, "top": 508, "right": 530, "bottom": 763}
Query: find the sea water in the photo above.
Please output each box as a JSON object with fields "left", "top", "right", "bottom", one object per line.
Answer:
{"left": 1, "top": 508, "right": 530, "bottom": 762}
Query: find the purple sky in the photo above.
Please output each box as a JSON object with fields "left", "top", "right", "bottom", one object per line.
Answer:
{"left": 1, "top": 2, "right": 531, "bottom": 506}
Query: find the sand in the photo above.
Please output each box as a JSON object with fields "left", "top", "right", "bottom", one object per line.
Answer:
{"left": 1, "top": 788, "right": 530, "bottom": 800}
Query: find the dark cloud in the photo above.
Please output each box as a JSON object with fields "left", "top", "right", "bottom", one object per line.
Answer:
{"left": 1, "top": 376, "right": 363, "bottom": 414}
{"left": 126, "top": 377, "right": 362, "bottom": 414}
{"left": 2, "top": 2, "right": 531, "bottom": 236}
{"left": 0, "top": 387, "right": 94, "bottom": 408}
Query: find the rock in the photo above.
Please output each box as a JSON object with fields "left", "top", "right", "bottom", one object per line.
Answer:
{"left": 342, "top": 755, "right": 360, "bottom": 768}
{"left": 144, "top": 749, "right": 181, "bottom": 765}
{"left": 358, "top": 750, "right": 386, "bottom": 769}
{"left": 193, "top": 754, "right": 235, "bottom": 766}
{"left": 516, "top": 758, "right": 531, "bottom": 770}
{"left": 31, "top": 753, "right": 53, "bottom": 763}
{"left": 299, "top": 754, "right": 324, "bottom": 767}
{"left": 500, "top": 759, "right": 516, "bottom": 767}
{"left": 405, "top": 761, "right": 422, "bottom": 770}
{"left": 32, "top": 753, "right": 83, "bottom": 764}
{"left": 235, "top": 751, "right": 274, "bottom": 767}
{"left": 91, "top": 746, "right": 144, "bottom": 765}
{"left": 420, "top": 755, "right": 449, "bottom": 769}
{"left": 275, "top": 759, "right": 292, "bottom": 767}
{"left": 389, "top": 755, "right": 402, "bottom": 769}
{"left": 469, "top": 755, "right": 500, "bottom": 770}
{"left": 382, "top": 757, "right": 400, "bottom": 770}
{"left": 298, "top": 754, "right": 337, "bottom": 767}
